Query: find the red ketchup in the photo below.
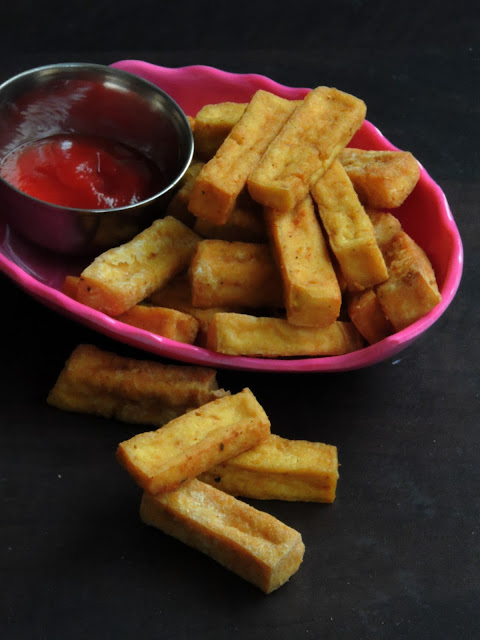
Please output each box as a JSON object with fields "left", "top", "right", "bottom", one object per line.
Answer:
{"left": 0, "top": 133, "right": 163, "bottom": 209}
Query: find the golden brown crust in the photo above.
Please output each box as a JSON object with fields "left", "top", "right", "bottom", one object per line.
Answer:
{"left": 311, "top": 160, "right": 388, "bottom": 291}
{"left": 165, "top": 159, "right": 205, "bottom": 227}
{"left": 376, "top": 231, "right": 441, "bottom": 330}
{"left": 61, "top": 275, "right": 82, "bottom": 299}
{"left": 77, "top": 217, "right": 200, "bottom": 316}
{"left": 347, "top": 289, "right": 394, "bottom": 344}
{"left": 115, "top": 304, "right": 199, "bottom": 344}
{"left": 206, "top": 312, "right": 364, "bottom": 357}
{"left": 47, "top": 344, "right": 228, "bottom": 426}
{"left": 193, "top": 189, "right": 266, "bottom": 243}
{"left": 188, "top": 90, "right": 298, "bottom": 224}
{"left": 116, "top": 388, "right": 271, "bottom": 494}
{"left": 264, "top": 194, "right": 341, "bottom": 327}
{"left": 247, "top": 86, "right": 366, "bottom": 211}
{"left": 189, "top": 240, "right": 284, "bottom": 309}
{"left": 148, "top": 273, "right": 243, "bottom": 346}
{"left": 193, "top": 102, "right": 248, "bottom": 161}
{"left": 64, "top": 275, "right": 200, "bottom": 344}
{"left": 140, "top": 479, "right": 305, "bottom": 593}
{"left": 340, "top": 148, "right": 420, "bottom": 208}
{"left": 368, "top": 209, "right": 403, "bottom": 250}
{"left": 200, "top": 433, "right": 339, "bottom": 502}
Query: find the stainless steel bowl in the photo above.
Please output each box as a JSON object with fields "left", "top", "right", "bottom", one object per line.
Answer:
{"left": 0, "top": 63, "right": 194, "bottom": 255}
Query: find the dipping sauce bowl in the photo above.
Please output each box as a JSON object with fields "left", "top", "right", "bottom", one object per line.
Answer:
{"left": 0, "top": 63, "right": 194, "bottom": 255}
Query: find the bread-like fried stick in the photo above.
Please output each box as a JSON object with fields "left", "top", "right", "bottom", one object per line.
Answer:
{"left": 62, "top": 275, "right": 83, "bottom": 299}
{"left": 206, "top": 312, "right": 364, "bottom": 357}
{"left": 264, "top": 194, "right": 341, "bottom": 327}
{"left": 140, "top": 479, "right": 304, "bottom": 593}
{"left": 247, "top": 86, "right": 366, "bottom": 211}
{"left": 376, "top": 231, "right": 441, "bottom": 330}
{"left": 77, "top": 216, "right": 200, "bottom": 316}
{"left": 189, "top": 240, "right": 283, "bottom": 309}
{"left": 347, "top": 289, "right": 393, "bottom": 344}
{"left": 193, "top": 190, "right": 266, "bottom": 243}
{"left": 340, "top": 148, "right": 420, "bottom": 208}
{"left": 47, "top": 344, "right": 228, "bottom": 426}
{"left": 62, "top": 276, "right": 199, "bottom": 343}
{"left": 116, "top": 388, "right": 271, "bottom": 494}
{"left": 115, "top": 305, "right": 199, "bottom": 344}
{"left": 193, "top": 102, "right": 248, "bottom": 160}
{"left": 168, "top": 156, "right": 266, "bottom": 242}
{"left": 165, "top": 159, "right": 204, "bottom": 226}
{"left": 148, "top": 272, "right": 197, "bottom": 310}
{"left": 148, "top": 273, "right": 241, "bottom": 346}
{"left": 200, "top": 434, "right": 339, "bottom": 503}
{"left": 311, "top": 160, "right": 388, "bottom": 291}
{"left": 188, "top": 90, "right": 298, "bottom": 225}
{"left": 368, "top": 209, "right": 403, "bottom": 249}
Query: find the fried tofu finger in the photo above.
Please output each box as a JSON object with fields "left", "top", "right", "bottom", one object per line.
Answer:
{"left": 114, "top": 304, "right": 199, "bottom": 344}
{"left": 61, "top": 275, "right": 83, "bottom": 299}
{"left": 347, "top": 289, "right": 393, "bottom": 344}
{"left": 193, "top": 190, "right": 266, "bottom": 243}
{"left": 63, "top": 276, "right": 199, "bottom": 344}
{"left": 376, "top": 231, "right": 441, "bottom": 330}
{"left": 140, "top": 479, "right": 305, "bottom": 593}
{"left": 188, "top": 90, "right": 298, "bottom": 225}
{"left": 368, "top": 209, "right": 403, "bottom": 250}
{"left": 116, "top": 388, "right": 271, "bottom": 494}
{"left": 200, "top": 434, "right": 339, "bottom": 503}
{"left": 148, "top": 273, "right": 241, "bottom": 346}
{"left": 247, "top": 86, "right": 366, "bottom": 211}
{"left": 340, "top": 148, "right": 420, "bottom": 208}
{"left": 193, "top": 102, "right": 248, "bottom": 161}
{"left": 165, "top": 159, "right": 204, "bottom": 226}
{"left": 47, "top": 344, "right": 228, "bottom": 427}
{"left": 206, "top": 312, "right": 364, "bottom": 357}
{"left": 189, "top": 240, "right": 283, "bottom": 309}
{"left": 264, "top": 194, "right": 341, "bottom": 327}
{"left": 77, "top": 216, "right": 200, "bottom": 316}
{"left": 311, "top": 160, "right": 388, "bottom": 290}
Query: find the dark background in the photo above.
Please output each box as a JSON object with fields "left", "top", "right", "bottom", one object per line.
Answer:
{"left": 0, "top": 2, "right": 478, "bottom": 639}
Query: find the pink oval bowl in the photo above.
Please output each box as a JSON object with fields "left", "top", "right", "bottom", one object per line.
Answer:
{"left": 0, "top": 60, "right": 463, "bottom": 373}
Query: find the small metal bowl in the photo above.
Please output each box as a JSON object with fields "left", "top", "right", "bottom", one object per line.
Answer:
{"left": 0, "top": 63, "right": 193, "bottom": 255}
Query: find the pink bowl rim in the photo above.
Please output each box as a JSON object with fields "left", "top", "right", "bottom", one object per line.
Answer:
{"left": 0, "top": 60, "right": 464, "bottom": 373}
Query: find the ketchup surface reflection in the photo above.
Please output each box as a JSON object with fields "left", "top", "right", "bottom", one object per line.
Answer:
{"left": 0, "top": 133, "right": 164, "bottom": 209}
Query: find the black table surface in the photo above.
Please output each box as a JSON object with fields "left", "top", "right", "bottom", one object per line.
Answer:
{"left": 1, "top": 2, "right": 478, "bottom": 639}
